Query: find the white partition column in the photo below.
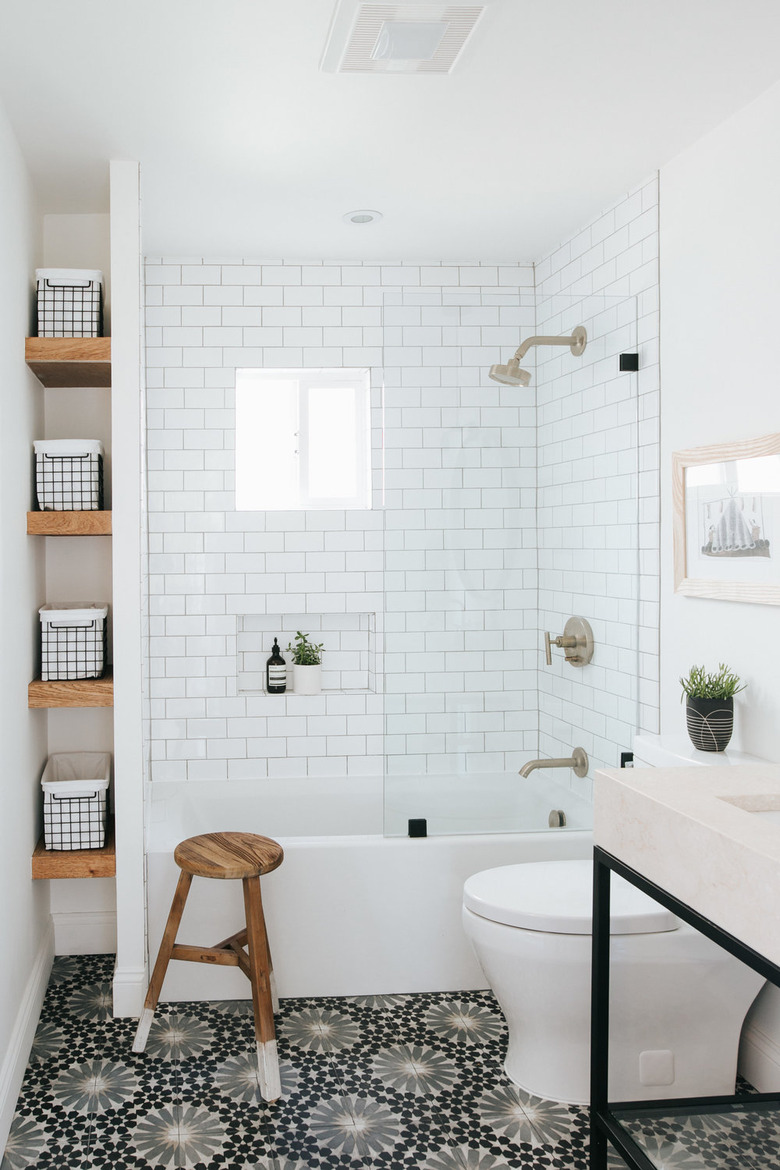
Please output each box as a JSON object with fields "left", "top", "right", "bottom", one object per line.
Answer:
{"left": 110, "top": 160, "right": 147, "bottom": 1016}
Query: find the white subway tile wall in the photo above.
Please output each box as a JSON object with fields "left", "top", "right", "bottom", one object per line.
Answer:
{"left": 534, "top": 176, "right": 660, "bottom": 796}
{"left": 382, "top": 289, "right": 538, "bottom": 776}
{"left": 145, "top": 199, "right": 660, "bottom": 793}
{"left": 145, "top": 261, "right": 538, "bottom": 781}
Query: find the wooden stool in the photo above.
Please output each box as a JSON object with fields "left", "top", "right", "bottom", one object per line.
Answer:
{"left": 132, "top": 831, "right": 284, "bottom": 1101}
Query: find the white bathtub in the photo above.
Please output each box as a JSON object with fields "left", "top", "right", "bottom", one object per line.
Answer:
{"left": 145, "top": 774, "right": 593, "bottom": 1001}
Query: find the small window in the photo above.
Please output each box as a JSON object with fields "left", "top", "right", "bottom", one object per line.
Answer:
{"left": 235, "top": 368, "right": 372, "bottom": 510}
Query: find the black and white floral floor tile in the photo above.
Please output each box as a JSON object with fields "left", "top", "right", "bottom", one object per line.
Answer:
{"left": 617, "top": 1101, "right": 780, "bottom": 1170}
{"left": 3, "top": 955, "right": 777, "bottom": 1169}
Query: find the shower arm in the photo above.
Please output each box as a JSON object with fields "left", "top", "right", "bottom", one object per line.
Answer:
{"left": 513, "top": 333, "right": 583, "bottom": 361}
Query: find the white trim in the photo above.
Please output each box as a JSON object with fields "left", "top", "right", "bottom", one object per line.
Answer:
{"left": 51, "top": 910, "right": 116, "bottom": 956}
{"left": 111, "top": 963, "right": 148, "bottom": 1019}
{"left": 739, "top": 1021, "right": 780, "bottom": 1091}
{"left": 0, "top": 920, "right": 54, "bottom": 1151}
{"left": 110, "top": 160, "right": 148, "bottom": 1018}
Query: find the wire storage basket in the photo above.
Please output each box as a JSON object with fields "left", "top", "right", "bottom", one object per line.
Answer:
{"left": 34, "top": 440, "right": 104, "bottom": 511}
{"left": 39, "top": 603, "right": 108, "bottom": 681}
{"left": 36, "top": 268, "right": 103, "bottom": 338}
{"left": 41, "top": 753, "right": 111, "bottom": 851}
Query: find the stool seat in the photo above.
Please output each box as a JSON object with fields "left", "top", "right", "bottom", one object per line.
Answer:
{"left": 133, "top": 829, "right": 284, "bottom": 1102}
{"left": 174, "top": 832, "right": 284, "bottom": 880}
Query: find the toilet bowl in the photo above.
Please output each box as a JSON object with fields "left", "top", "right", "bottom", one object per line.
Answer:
{"left": 462, "top": 859, "right": 764, "bottom": 1105}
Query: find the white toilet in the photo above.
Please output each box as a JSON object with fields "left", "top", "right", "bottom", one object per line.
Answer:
{"left": 462, "top": 859, "right": 764, "bottom": 1105}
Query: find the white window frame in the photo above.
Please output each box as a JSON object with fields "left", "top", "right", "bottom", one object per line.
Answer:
{"left": 235, "top": 367, "right": 372, "bottom": 511}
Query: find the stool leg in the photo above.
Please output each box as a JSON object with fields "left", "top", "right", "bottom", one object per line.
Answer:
{"left": 132, "top": 870, "right": 193, "bottom": 1053}
{"left": 266, "top": 937, "right": 280, "bottom": 1014}
{"left": 242, "top": 875, "right": 281, "bottom": 1102}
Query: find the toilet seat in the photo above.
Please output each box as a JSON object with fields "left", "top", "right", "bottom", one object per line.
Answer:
{"left": 463, "top": 859, "right": 678, "bottom": 935}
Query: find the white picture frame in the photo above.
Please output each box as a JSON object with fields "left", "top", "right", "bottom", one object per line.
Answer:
{"left": 672, "top": 432, "right": 780, "bottom": 605}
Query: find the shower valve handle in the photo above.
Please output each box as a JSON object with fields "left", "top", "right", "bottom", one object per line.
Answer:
{"left": 544, "top": 617, "right": 595, "bottom": 668}
{"left": 544, "top": 630, "right": 577, "bottom": 666}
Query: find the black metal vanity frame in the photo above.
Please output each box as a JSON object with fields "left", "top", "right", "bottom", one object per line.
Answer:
{"left": 590, "top": 845, "right": 780, "bottom": 1170}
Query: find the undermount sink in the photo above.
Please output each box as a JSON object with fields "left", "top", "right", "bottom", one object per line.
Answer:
{"left": 717, "top": 793, "right": 780, "bottom": 823}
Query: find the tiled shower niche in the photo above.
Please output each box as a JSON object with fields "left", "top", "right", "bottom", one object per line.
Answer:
{"left": 237, "top": 613, "right": 378, "bottom": 694}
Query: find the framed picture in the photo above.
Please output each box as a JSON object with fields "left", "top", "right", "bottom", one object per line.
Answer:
{"left": 673, "top": 432, "right": 780, "bottom": 605}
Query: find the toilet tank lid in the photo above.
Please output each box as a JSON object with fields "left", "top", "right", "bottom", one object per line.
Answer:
{"left": 463, "top": 860, "right": 678, "bottom": 935}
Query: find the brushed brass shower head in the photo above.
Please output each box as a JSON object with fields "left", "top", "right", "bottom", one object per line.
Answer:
{"left": 489, "top": 326, "right": 587, "bottom": 386}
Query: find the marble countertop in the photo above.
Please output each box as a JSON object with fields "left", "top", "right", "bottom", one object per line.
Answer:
{"left": 593, "top": 763, "right": 780, "bottom": 966}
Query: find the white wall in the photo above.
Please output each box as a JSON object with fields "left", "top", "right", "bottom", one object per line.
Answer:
{"left": 109, "top": 160, "right": 147, "bottom": 1017}
{"left": 0, "top": 102, "right": 51, "bottom": 1146}
{"left": 659, "top": 82, "right": 780, "bottom": 762}
{"left": 659, "top": 77, "right": 780, "bottom": 1089}
{"left": 42, "top": 213, "right": 111, "bottom": 332}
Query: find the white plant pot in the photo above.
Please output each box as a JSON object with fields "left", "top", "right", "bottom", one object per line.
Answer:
{"left": 292, "top": 664, "right": 322, "bottom": 695}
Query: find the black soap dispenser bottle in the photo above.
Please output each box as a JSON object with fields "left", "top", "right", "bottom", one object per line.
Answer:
{"left": 266, "top": 638, "right": 287, "bottom": 694}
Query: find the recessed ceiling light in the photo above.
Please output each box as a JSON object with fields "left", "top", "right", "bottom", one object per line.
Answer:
{"left": 343, "top": 209, "right": 383, "bottom": 225}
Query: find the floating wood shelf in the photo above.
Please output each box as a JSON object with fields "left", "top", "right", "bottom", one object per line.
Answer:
{"left": 28, "top": 669, "right": 114, "bottom": 709}
{"left": 25, "top": 337, "right": 111, "bottom": 388}
{"left": 32, "top": 818, "right": 115, "bottom": 879}
{"left": 27, "top": 511, "right": 112, "bottom": 535}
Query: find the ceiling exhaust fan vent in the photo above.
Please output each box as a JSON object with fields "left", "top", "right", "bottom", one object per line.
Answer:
{"left": 321, "top": 2, "right": 489, "bottom": 74}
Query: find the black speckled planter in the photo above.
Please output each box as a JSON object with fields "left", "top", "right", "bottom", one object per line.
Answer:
{"left": 686, "top": 695, "right": 734, "bottom": 752}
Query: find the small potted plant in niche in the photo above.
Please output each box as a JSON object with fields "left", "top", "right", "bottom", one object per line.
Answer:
{"left": 679, "top": 663, "right": 746, "bottom": 752}
{"left": 287, "top": 631, "right": 325, "bottom": 695}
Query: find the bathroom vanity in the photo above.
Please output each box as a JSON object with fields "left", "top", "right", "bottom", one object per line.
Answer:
{"left": 591, "top": 764, "right": 780, "bottom": 1170}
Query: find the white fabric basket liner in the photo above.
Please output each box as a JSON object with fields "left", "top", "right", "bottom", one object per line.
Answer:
{"left": 43, "top": 778, "right": 110, "bottom": 798}
{"left": 39, "top": 603, "right": 108, "bottom": 625}
{"left": 34, "top": 440, "right": 104, "bottom": 457}
{"left": 41, "top": 752, "right": 111, "bottom": 797}
{"left": 35, "top": 268, "right": 103, "bottom": 287}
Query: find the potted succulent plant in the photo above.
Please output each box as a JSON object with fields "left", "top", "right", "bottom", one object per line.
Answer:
{"left": 679, "top": 663, "right": 746, "bottom": 752}
{"left": 287, "top": 631, "right": 325, "bottom": 695}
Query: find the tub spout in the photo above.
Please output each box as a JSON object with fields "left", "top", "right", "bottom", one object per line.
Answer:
{"left": 519, "top": 747, "right": 588, "bottom": 779}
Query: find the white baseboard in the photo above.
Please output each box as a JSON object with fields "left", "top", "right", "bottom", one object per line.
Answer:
{"left": 0, "top": 920, "right": 54, "bottom": 1153}
{"left": 739, "top": 1022, "right": 780, "bottom": 1091}
{"left": 52, "top": 910, "right": 116, "bottom": 956}
{"left": 52, "top": 910, "right": 145, "bottom": 1017}
{"left": 112, "top": 964, "right": 147, "bottom": 1018}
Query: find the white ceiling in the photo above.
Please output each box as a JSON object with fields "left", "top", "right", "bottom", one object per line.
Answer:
{"left": 3, "top": 0, "right": 780, "bottom": 262}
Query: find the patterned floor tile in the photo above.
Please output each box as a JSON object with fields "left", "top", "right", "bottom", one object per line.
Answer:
{"left": 4, "top": 955, "right": 776, "bottom": 1170}
{"left": 619, "top": 1105, "right": 780, "bottom": 1169}
{"left": 0, "top": 1112, "right": 93, "bottom": 1170}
